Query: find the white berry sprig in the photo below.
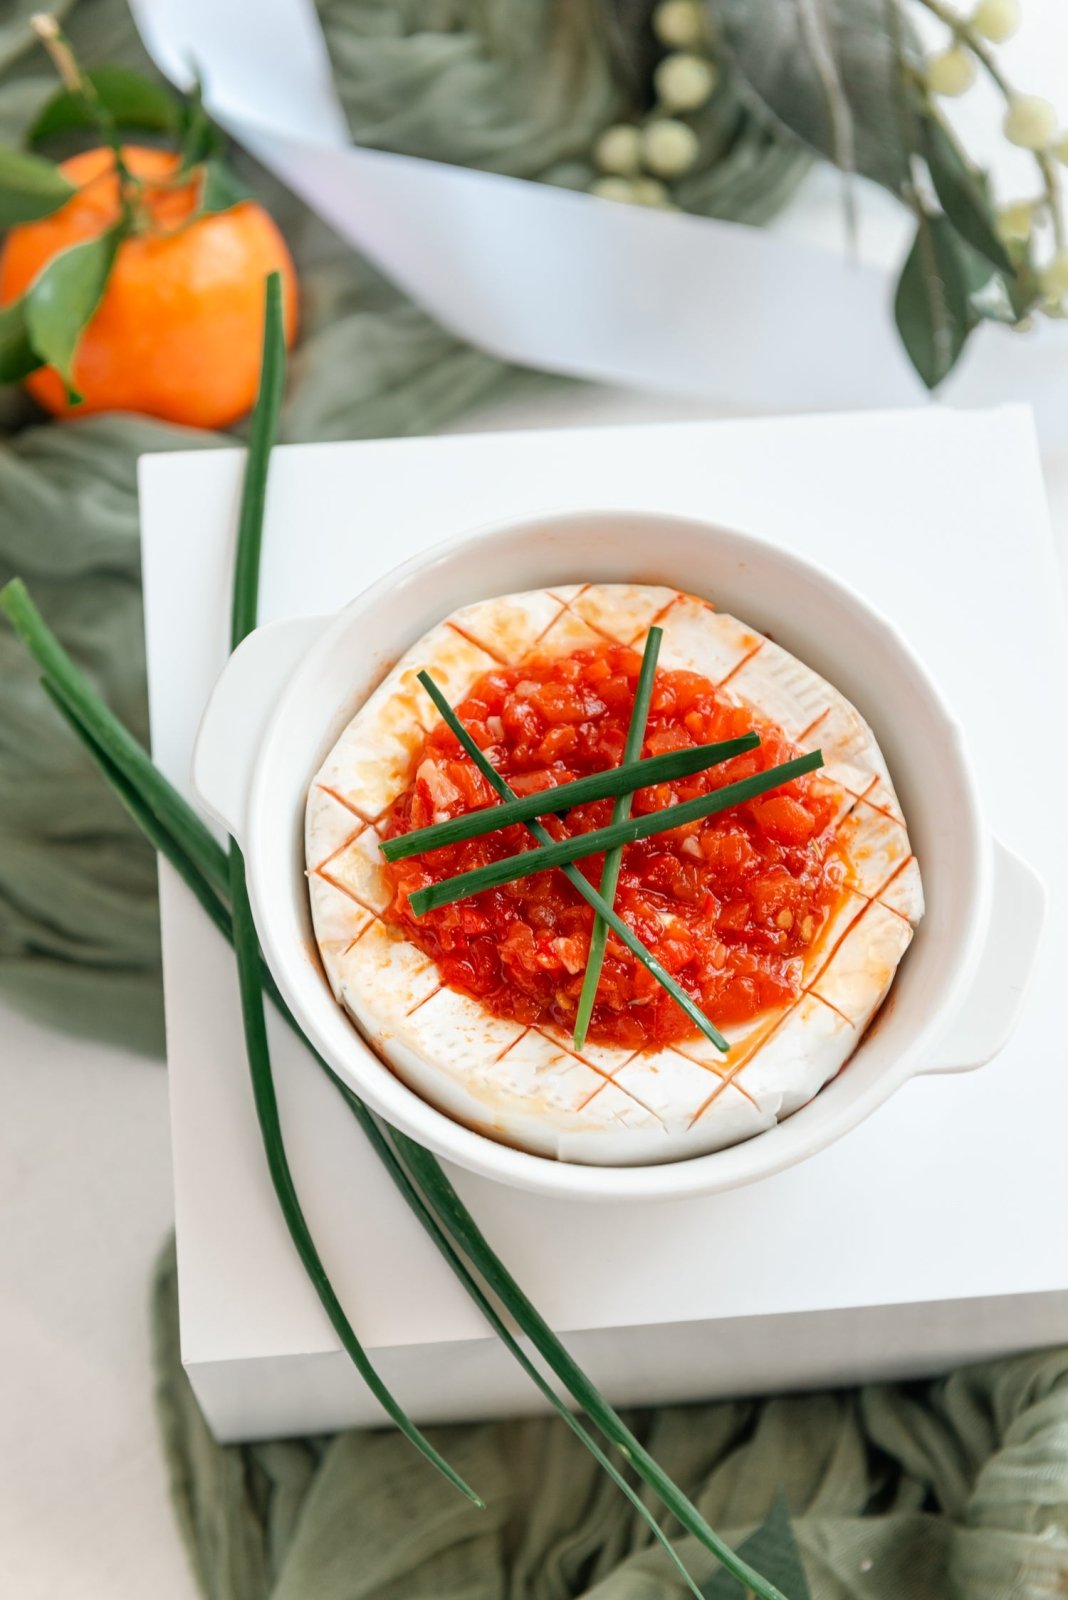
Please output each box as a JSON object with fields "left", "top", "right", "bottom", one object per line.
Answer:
{"left": 591, "top": 0, "right": 715, "bottom": 207}
{"left": 917, "top": 0, "right": 1067, "bottom": 307}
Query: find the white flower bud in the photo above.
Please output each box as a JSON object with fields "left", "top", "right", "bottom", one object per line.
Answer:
{"left": 630, "top": 176, "right": 674, "bottom": 208}
{"left": 926, "top": 47, "right": 977, "bottom": 98}
{"left": 995, "top": 199, "right": 1035, "bottom": 243}
{"left": 1041, "top": 252, "right": 1068, "bottom": 301}
{"left": 972, "top": 0, "right": 1020, "bottom": 42}
{"left": 594, "top": 124, "right": 642, "bottom": 177}
{"left": 1054, "top": 133, "right": 1068, "bottom": 168}
{"left": 654, "top": 52, "right": 718, "bottom": 112}
{"left": 590, "top": 176, "right": 638, "bottom": 204}
{"left": 1004, "top": 95, "right": 1057, "bottom": 150}
{"left": 641, "top": 117, "right": 700, "bottom": 177}
{"left": 652, "top": 0, "right": 705, "bottom": 49}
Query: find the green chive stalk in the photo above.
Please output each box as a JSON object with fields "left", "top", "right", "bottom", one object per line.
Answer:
{"left": 42, "top": 679, "right": 706, "bottom": 1600}
{"left": 416, "top": 670, "right": 730, "bottom": 1052}
{"left": 379, "top": 731, "right": 760, "bottom": 861}
{"left": 219, "top": 272, "right": 482, "bottom": 1505}
{"left": 0, "top": 583, "right": 793, "bottom": 1600}
{"left": 409, "top": 748, "right": 823, "bottom": 916}
{"left": 574, "top": 626, "right": 661, "bottom": 1049}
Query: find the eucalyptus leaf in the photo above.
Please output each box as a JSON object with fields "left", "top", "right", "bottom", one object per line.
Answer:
{"left": 0, "top": 297, "right": 42, "bottom": 384}
{"left": 894, "top": 211, "right": 971, "bottom": 388}
{"left": 28, "top": 65, "right": 180, "bottom": 144}
{"left": 921, "top": 115, "right": 1013, "bottom": 275}
{"left": 709, "top": 0, "right": 921, "bottom": 196}
{"left": 198, "top": 158, "right": 251, "bottom": 218}
{"left": 703, "top": 1492, "right": 812, "bottom": 1598}
{"left": 0, "top": 146, "right": 75, "bottom": 227}
{"left": 24, "top": 226, "right": 120, "bottom": 402}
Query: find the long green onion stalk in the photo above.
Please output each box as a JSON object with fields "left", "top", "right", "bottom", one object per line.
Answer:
{"left": 19, "top": 608, "right": 791, "bottom": 1598}
{"left": 231, "top": 272, "right": 485, "bottom": 1506}
{"left": 379, "top": 730, "right": 760, "bottom": 861}
{"left": 416, "top": 669, "right": 731, "bottom": 1053}
{"left": 41, "top": 677, "right": 706, "bottom": 1599}
{"left": 573, "top": 624, "right": 660, "bottom": 1048}
{"left": 409, "top": 748, "right": 823, "bottom": 915}
{"left": 0, "top": 275, "right": 794, "bottom": 1599}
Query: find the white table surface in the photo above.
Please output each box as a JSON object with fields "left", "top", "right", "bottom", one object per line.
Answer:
{"left": 4, "top": 0, "right": 1068, "bottom": 1579}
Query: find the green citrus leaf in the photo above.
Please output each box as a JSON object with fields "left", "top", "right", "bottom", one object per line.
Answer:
{"left": 921, "top": 116, "right": 1013, "bottom": 276}
{"left": 198, "top": 158, "right": 251, "bottom": 217}
{"left": 0, "top": 146, "right": 76, "bottom": 227}
{"left": 24, "top": 227, "right": 120, "bottom": 403}
{"left": 702, "top": 1492, "right": 812, "bottom": 1599}
{"left": 894, "top": 212, "right": 971, "bottom": 389}
{"left": 28, "top": 66, "right": 181, "bottom": 144}
{"left": 0, "top": 297, "right": 43, "bottom": 384}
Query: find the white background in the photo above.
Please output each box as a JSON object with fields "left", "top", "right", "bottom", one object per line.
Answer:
{"left": 4, "top": 4, "right": 1068, "bottom": 1596}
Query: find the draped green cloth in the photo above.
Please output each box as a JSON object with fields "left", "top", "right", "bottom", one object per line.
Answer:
{"left": 154, "top": 1245, "right": 1068, "bottom": 1600}
{"left": 3, "top": 3, "right": 1067, "bottom": 1598}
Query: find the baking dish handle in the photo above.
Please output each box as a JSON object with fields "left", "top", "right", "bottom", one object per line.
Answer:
{"left": 192, "top": 614, "right": 326, "bottom": 845}
{"left": 916, "top": 837, "right": 1046, "bottom": 1076}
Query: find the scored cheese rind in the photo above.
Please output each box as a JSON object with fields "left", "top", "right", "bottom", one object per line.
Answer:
{"left": 305, "top": 585, "right": 924, "bottom": 1166}
{"left": 314, "top": 629, "right": 498, "bottom": 819}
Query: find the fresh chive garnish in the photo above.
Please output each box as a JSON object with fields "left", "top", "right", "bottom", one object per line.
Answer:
{"left": 4, "top": 596, "right": 792, "bottom": 1599}
{"left": 16, "top": 577, "right": 482, "bottom": 1507}
{"left": 409, "top": 748, "right": 824, "bottom": 917}
{"left": 416, "top": 670, "right": 730, "bottom": 1053}
{"left": 43, "top": 680, "right": 707, "bottom": 1600}
{"left": 229, "top": 855, "right": 485, "bottom": 1508}
{"left": 222, "top": 274, "right": 482, "bottom": 1508}
{"left": 230, "top": 274, "right": 286, "bottom": 652}
{"left": 380, "top": 730, "right": 760, "bottom": 861}
{"left": 574, "top": 627, "right": 661, "bottom": 1050}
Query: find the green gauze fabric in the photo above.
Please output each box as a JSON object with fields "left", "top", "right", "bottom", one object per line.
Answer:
{"left": 0, "top": 0, "right": 807, "bottom": 1054}
{"left": 153, "top": 1245, "right": 1068, "bottom": 1600}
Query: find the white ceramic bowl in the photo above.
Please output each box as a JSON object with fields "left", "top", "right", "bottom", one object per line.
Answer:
{"left": 193, "top": 510, "right": 1045, "bottom": 1202}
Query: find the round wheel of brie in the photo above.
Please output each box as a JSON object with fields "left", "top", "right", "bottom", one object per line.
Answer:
{"left": 305, "top": 584, "right": 923, "bottom": 1165}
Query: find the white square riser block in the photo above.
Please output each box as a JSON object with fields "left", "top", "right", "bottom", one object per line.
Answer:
{"left": 142, "top": 407, "right": 1067, "bottom": 1441}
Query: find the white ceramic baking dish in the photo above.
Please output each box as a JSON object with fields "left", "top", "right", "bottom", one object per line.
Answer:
{"left": 193, "top": 510, "right": 1046, "bottom": 1202}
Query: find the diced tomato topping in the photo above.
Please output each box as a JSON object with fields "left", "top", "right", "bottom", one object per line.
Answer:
{"left": 748, "top": 794, "right": 817, "bottom": 846}
{"left": 381, "top": 641, "right": 846, "bottom": 1049}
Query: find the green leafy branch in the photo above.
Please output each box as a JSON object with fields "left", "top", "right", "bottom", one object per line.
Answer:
{"left": 602, "top": 0, "right": 1066, "bottom": 388}
{"left": 0, "top": 15, "right": 249, "bottom": 400}
{"left": 705, "top": 0, "right": 1067, "bottom": 387}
